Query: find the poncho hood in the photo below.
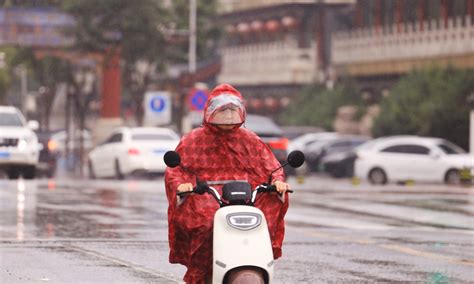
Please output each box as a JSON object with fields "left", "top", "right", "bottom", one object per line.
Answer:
{"left": 203, "top": 84, "right": 246, "bottom": 131}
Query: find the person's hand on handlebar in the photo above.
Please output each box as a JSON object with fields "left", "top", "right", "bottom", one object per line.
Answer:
{"left": 273, "top": 180, "right": 291, "bottom": 194}
{"left": 177, "top": 183, "right": 193, "bottom": 193}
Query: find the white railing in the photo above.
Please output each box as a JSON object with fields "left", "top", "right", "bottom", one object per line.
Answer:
{"left": 217, "top": 39, "right": 317, "bottom": 85}
{"left": 332, "top": 16, "right": 474, "bottom": 65}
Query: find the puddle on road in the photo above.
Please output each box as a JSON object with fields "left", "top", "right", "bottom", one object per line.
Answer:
{"left": 5, "top": 183, "right": 164, "bottom": 240}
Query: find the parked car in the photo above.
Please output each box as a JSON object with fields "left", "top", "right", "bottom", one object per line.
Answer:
{"left": 281, "top": 126, "right": 324, "bottom": 140}
{"left": 320, "top": 136, "right": 372, "bottom": 178}
{"left": 287, "top": 132, "right": 340, "bottom": 174}
{"left": 354, "top": 136, "right": 473, "bottom": 185}
{"left": 306, "top": 135, "right": 371, "bottom": 173}
{"left": 288, "top": 132, "right": 340, "bottom": 153}
{"left": 0, "top": 106, "right": 40, "bottom": 179}
{"left": 87, "top": 127, "right": 180, "bottom": 179}
{"left": 35, "top": 130, "right": 60, "bottom": 178}
{"left": 244, "top": 114, "right": 289, "bottom": 164}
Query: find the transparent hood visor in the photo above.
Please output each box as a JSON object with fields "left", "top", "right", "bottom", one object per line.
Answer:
{"left": 206, "top": 94, "right": 245, "bottom": 125}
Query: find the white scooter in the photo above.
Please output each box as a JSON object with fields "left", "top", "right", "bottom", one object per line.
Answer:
{"left": 164, "top": 150, "right": 305, "bottom": 284}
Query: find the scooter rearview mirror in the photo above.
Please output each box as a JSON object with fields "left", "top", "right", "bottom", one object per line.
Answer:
{"left": 164, "top": 151, "right": 181, "bottom": 168}
{"left": 287, "top": 150, "right": 305, "bottom": 168}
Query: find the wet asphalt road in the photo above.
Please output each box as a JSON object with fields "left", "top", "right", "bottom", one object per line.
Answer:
{"left": 0, "top": 175, "right": 473, "bottom": 283}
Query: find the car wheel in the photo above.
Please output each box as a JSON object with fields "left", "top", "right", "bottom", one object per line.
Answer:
{"left": 7, "top": 168, "right": 20, "bottom": 180}
{"left": 23, "top": 166, "right": 36, "bottom": 180}
{"left": 88, "top": 161, "right": 96, "bottom": 180}
{"left": 445, "top": 169, "right": 460, "bottom": 185}
{"left": 115, "top": 159, "right": 124, "bottom": 180}
{"left": 330, "top": 167, "right": 345, "bottom": 178}
{"left": 368, "top": 168, "right": 387, "bottom": 185}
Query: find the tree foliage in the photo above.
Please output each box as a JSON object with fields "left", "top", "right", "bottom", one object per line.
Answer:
{"left": 61, "top": 0, "right": 220, "bottom": 125}
{"left": 62, "top": 0, "right": 169, "bottom": 65}
{"left": 0, "top": 47, "right": 16, "bottom": 105}
{"left": 168, "top": 0, "right": 221, "bottom": 63}
{"left": 372, "top": 66, "right": 474, "bottom": 150}
{"left": 8, "top": 48, "right": 73, "bottom": 130}
{"left": 283, "top": 81, "right": 365, "bottom": 130}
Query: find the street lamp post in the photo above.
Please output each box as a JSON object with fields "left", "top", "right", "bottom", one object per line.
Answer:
{"left": 468, "top": 93, "right": 474, "bottom": 156}
{"left": 13, "top": 65, "right": 28, "bottom": 114}
{"left": 189, "top": 0, "right": 197, "bottom": 74}
{"left": 177, "top": 0, "right": 197, "bottom": 134}
{"left": 73, "top": 67, "right": 96, "bottom": 177}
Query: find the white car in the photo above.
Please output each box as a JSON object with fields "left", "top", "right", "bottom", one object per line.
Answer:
{"left": 87, "top": 127, "right": 180, "bottom": 179}
{"left": 0, "top": 106, "right": 40, "bottom": 179}
{"left": 354, "top": 136, "right": 473, "bottom": 185}
{"left": 288, "top": 132, "right": 340, "bottom": 174}
{"left": 288, "top": 132, "right": 339, "bottom": 153}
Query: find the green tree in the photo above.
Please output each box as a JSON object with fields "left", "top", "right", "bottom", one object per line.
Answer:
{"left": 372, "top": 66, "right": 474, "bottom": 150}
{"left": 10, "top": 48, "right": 72, "bottom": 130}
{"left": 283, "top": 81, "right": 365, "bottom": 130}
{"left": 167, "top": 0, "right": 221, "bottom": 63}
{"left": 61, "top": 0, "right": 220, "bottom": 125}
{"left": 0, "top": 48, "right": 14, "bottom": 105}
{"left": 61, "top": 0, "right": 170, "bottom": 125}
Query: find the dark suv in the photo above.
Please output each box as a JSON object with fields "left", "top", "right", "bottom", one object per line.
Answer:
{"left": 243, "top": 114, "right": 292, "bottom": 175}
{"left": 312, "top": 135, "right": 370, "bottom": 177}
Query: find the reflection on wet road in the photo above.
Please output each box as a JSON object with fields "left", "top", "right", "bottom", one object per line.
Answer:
{"left": 0, "top": 176, "right": 473, "bottom": 283}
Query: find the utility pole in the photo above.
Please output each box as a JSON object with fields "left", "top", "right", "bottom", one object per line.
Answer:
{"left": 468, "top": 93, "right": 474, "bottom": 156}
{"left": 16, "top": 65, "right": 28, "bottom": 114}
{"left": 179, "top": 0, "right": 197, "bottom": 134}
{"left": 189, "top": 0, "right": 197, "bottom": 74}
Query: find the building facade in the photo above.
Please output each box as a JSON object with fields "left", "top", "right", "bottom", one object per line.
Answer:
{"left": 217, "top": 0, "right": 354, "bottom": 115}
{"left": 332, "top": 0, "right": 474, "bottom": 98}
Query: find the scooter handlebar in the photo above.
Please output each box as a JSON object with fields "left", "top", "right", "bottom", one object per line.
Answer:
{"left": 176, "top": 191, "right": 193, "bottom": 197}
{"left": 176, "top": 182, "right": 211, "bottom": 197}
{"left": 256, "top": 184, "right": 293, "bottom": 194}
{"left": 176, "top": 186, "right": 223, "bottom": 206}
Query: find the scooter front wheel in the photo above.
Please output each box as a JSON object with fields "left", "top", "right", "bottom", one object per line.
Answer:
{"left": 226, "top": 268, "right": 265, "bottom": 284}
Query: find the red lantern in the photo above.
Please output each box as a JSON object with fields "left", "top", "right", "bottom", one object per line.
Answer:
{"left": 250, "top": 98, "right": 263, "bottom": 109}
{"left": 282, "top": 16, "right": 298, "bottom": 29}
{"left": 264, "top": 97, "right": 278, "bottom": 109}
{"left": 237, "top": 22, "right": 250, "bottom": 34}
{"left": 265, "top": 20, "right": 280, "bottom": 32}
{"left": 280, "top": 97, "right": 290, "bottom": 107}
{"left": 225, "top": 24, "right": 236, "bottom": 34}
{"left": 250, "top": 20, "right": 263, "bottom": 32}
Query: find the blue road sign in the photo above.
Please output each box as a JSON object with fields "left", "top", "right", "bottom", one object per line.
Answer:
{"left": 144, "top": 91, "right": 171, "bottom": 125}
{"left": 188, "top": 89, "right": 208, "bottom": 111}
{"left": 149, "top": 96, "right": 166, "bottom": 112}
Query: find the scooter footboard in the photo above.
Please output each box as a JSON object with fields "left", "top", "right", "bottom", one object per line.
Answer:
{"left": 212, "top": 206, "right": 274, "bottom": 283}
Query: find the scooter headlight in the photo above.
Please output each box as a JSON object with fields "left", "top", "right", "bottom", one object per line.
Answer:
{"left": 226, "top": 213, "right": 261, "bottom": 231}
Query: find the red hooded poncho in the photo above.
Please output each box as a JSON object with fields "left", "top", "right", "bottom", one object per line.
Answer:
{"left": 165, "top": 84, "right": 289, "bottom": 283}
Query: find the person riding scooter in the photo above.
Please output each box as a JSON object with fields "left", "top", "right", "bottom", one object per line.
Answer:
{"left": 165, "top": 84, "right": 291, "bottom": 283}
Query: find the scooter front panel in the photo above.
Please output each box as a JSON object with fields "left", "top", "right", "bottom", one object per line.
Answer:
{"left": 212, "top": 205, "right": 274, "bottom": 283}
